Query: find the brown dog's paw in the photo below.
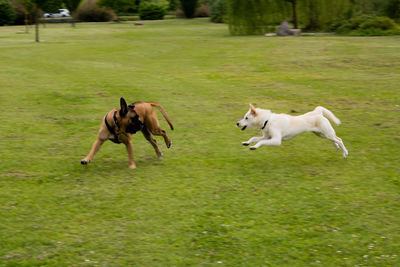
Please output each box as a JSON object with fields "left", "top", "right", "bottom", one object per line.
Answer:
{"left": 167, "top": 141, "right": 172, "bottom": 148}
{"left": 129, "top": 164, "right": 136, "bottom": 169}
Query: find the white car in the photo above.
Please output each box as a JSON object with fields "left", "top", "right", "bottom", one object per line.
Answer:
{"left": 43, "top": 9, "right": 70, "bottom": 18}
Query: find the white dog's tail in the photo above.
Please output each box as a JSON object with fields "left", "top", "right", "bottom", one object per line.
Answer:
{"left": 315, "top": 106, "right": 341, "bottom": 125}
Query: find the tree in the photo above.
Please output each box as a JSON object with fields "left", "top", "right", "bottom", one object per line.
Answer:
{"left": 30, "top": 0, "right": 62, "bottom": 42}
{"left": 64, "top": 0, "right": 82, "bottom": 26}
{"left": 98, "top": 0, "right": 135, "bottom": 13}
{"left": 384, "top": 0, "right": 400, "bottom": 19}
{"left": 0, "top": 0, "right": 16, "bottom": 25}
{"left": 296, "top": 0, "right": 350, "bottom": 30}
{"left": 285, "top": 0, "right": 298, "bottom": 28}
{"left": 180, "top": 0, "right": 197, "bottom": 18}
{"left": 14, "top": 0, "right": 36, "bottom": 32}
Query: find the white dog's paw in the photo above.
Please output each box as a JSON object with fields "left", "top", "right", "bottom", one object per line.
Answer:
{"left": 249, "top": 146, "right": 257, "bottom": 150}
{"left": 333, "top": 143, "right": 340, "bottom": 151}
{"left": 242, "top": 142, "right": 250, "bottom": 146}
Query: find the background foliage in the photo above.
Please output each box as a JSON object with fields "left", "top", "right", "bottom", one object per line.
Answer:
{"left": 227, "top": 0, "right": 400, "bottom": 34}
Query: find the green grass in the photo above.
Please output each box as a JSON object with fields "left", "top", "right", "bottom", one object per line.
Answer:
{"left": 0, "top": 19, "right": 399, "bottom": 266}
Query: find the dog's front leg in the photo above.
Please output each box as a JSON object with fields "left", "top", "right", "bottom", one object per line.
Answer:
{"left": 243, "top": 132, "right": 269, "bottom": 146}
{"left": 81, "top": 137, "right": 106, "bottom": 165}
{"left": 250, "top": 131, "right": 281, "bottom": 150}
{"left": 250, "top": 138, "right": 282, "bottom": 150}
{"left": 242, "top": 136, "right": 265, "bottom": 146}
{"left": 124, "top": 140, "right": 136, "bottom": 169}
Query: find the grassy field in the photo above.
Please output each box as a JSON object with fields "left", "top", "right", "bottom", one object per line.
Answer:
{"left": 0, "top": 19, "right": 399, "bottom": 266}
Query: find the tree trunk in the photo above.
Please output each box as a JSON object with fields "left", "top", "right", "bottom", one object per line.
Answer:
{"left": 24, "top": 10, "right": 29, "bottom": 33}
{"left": 35, "top": 20, "right": 39, "bottom": 42}
{"left": 34, "top": 6, "right": 40, "bottom": 42}
{"left": 292, "top": 0, "right": 298, "bottom": 29}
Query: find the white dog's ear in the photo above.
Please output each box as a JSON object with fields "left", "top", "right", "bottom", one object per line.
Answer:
{"left": 249, "top": 104, "right": 257, "bottom": 115}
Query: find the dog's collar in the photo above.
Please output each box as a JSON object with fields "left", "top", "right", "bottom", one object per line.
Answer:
{"left": 104, "top": 111, "right": 121, "bottom": 144}
{"left": 261, "top": 120, "right": 268, "bottom": 130}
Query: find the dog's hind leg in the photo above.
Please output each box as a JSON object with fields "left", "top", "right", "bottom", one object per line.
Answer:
{"left": 144, "top": 112, "right": 172, "bottom": 149}
{"left": 147, "top": 124, "right": 171, "bottom": 148}
{"left": 313, "top": 131, "right": 339, "bottom": 151}
{"left": 317, "top": 118, "right": 348, "bottom": 158}
{"left": 142, "top": 127, "right": 163, "bottom": 158}
{"left": 334, "top": 136, "right": 348, "bottom": 158}
{"left": 325, "top": 135, "right": 348, "bottom": 158}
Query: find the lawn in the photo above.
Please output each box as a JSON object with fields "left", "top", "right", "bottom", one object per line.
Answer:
{"left": 0, "top": 19, "right": 399, "bottom": 266}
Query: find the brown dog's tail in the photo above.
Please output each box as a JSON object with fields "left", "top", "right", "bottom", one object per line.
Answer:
{"left": 149, "top": 102, "right": 174, "bottom": 130}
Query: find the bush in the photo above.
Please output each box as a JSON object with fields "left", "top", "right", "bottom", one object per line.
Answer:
{"left": 359, "top": 16, "right": 398, "bottom": 30}
{"left": 210, "top": 0, "right": 225, "bottom": 23}
{"left": 0, "top": 0, "right": 16, "bottom": 26}
{"left": 331, "top": 15, "right": 400, "bottom": 35}
{"left": 194, "top": 3, "right": 209, "bottom": 17}
{"left": 175, "top": 9, "right": 184, "bottom": 18}
{"left": 139, "top": 2, "right": 165, "bottom": 20}
{"left": 75, "top": 0, "right": 116, "bottom": 22}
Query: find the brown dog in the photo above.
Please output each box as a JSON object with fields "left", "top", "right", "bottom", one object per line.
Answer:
{"left": 81, "top": 98, "right": 174, "bottom": 168}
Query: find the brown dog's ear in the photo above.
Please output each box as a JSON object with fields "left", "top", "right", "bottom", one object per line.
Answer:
{"left": 249, "top": 104, "right": 257, "bottom": 115}
{"left": 120, "top": 97, "right": 128, "bottom": 117}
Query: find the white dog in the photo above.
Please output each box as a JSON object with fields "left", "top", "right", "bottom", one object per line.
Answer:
{"left": 237, "top": 104, "right": 348, "bottom": 158}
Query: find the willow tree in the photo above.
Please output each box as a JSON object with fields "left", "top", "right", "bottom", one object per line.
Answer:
{"left": 228, "top": 0, "right": 289, "bottom": 35}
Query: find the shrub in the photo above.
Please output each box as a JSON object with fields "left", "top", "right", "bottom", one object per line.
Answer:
{"left": 175, "top": 9, "right": 184, "bottom": 18}
{"left": 194, "top": 3, "right": 209, "bottom": 17}
{"left": 210, "top": 0, "right": 225, "bottom": 23}
{"left": 139, "top": 2, "right": 165, "bottom": 20}
{"left": 75, "top": 0, "right": 115, "bottom": 22}
{"left": 359, "top": 16, "right": 398, "bottom": 30}
{"left": 331, "top": 15, "right": 400, "bottom": 35}
{"left": 0, "top": 0, "right": 16, "bottom": 26}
